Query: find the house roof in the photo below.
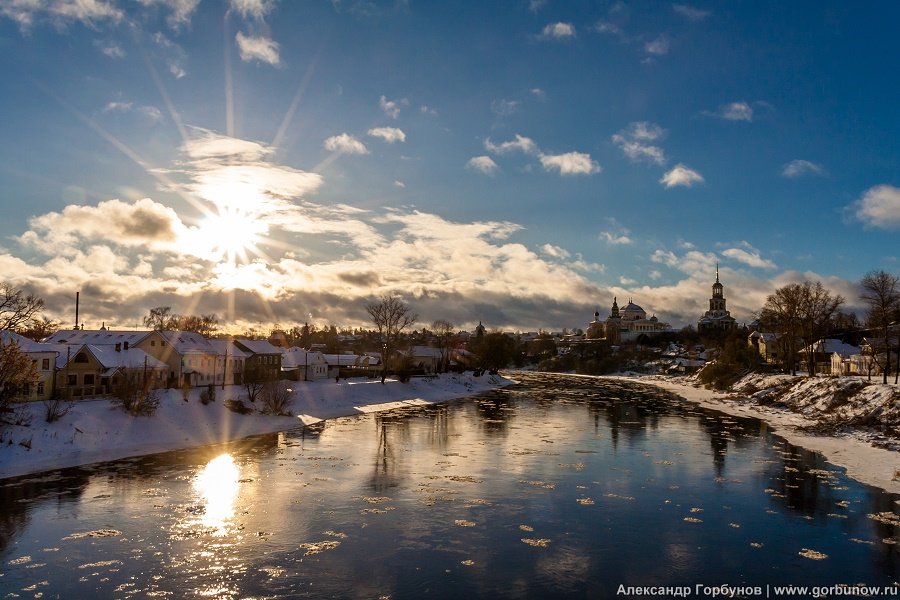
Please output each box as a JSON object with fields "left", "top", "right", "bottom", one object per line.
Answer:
{"left": 407, "top": 346, "right": 444, "bottom": 359}
{"left": 43, "top": 329, "right": 152, "bottom": 346}
{"left": 1, "top": 330, "right": 57, "bottom": 354}
{"left": 207, "top": 339, "right": 250, "bottom": 359}
{"left": 234, "top": 339, "right": 282, "bottom": 355}
{"left": 281, "top": 347, "right": 327, "bottom": 369}
{"left": 800, "top": 338, "right": 861, "bottom": 357}
{"left": 87, "top": 345, "right": 169, "bottom": 370}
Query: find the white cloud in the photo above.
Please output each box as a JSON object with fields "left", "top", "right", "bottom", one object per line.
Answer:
{"left": 235, "top": 31, "right": 280, "bottom": 65}
{"left": 781, "top": 159, "right": 827, "bottom": 178}
{"left": 485, "top": 134, "right": 538, "bottom": 155}
{"left": 539, "top": 152, "right": 600, "bottom": 176}
{"left": 323, "top": 133, "right": 369, "bottom": 155}
{"left": 540, "top": 22, "right": 575, "bottom": 39}
{"left": 660, "top": 164, "right": 704, "bottom": 188}
{"left": 530, "top": 88, "right": 546, "bottom": 101}
{"left": 95, "top": 41, "right": 125, "bottom": 58}
{"left": 3, "top": 0, "right": 124, "bottom": 29}
{"left": 594, "top": 20, "right": 622, "bottom": 35}
{"left": 466, "top": 156, "right": 499, "bottom": 175}
{"left": 612, "top": 122, "right": 667, "bottom": 165}
{"left": 722, "top": 246, "right": 777, "bottom": 270}
{"left": 541, "top": 244, "right": 570, "bottom": 259}
{"left": 491, "top": 99, "right": 519, "bottom": 116}
{"left": 644, "top": 34, "right": 670, "bottom": 56}
{"left": 393, "top": 180, "right": 405, "bottom": 188}
{"left": 228, "top": 0, "right": 275, "bottom": 19}
{"left": 717, "top": 101, "right": 754, "bottom": 121}
{"left": 367, "top": 127, "right": 406, "bottom": 143}
{"left": 601, "top": 231, "right": 633, "bottom": 245}
{"left": 139, "top": 105, "right": 164, "bottom": 122}
{"left": 136, "top": 0, "right": 201, "bottom": 28}
{"left": 853, "top": 184, "right": 900, "bottom": 229}
{"left": 103, "top": 101, "right": 133, "bottom": 113}
{"left": 620, "top": 276, "right": 637, "bottom": 286}
{"left": 673, "top": 4, "right": 710, "bottom": 21}
{"left": 379, "top": 95, "right": 408, "bottom": 119}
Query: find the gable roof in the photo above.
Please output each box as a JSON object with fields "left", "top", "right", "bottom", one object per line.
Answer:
{"left": 43, "top": 329, "right": 153, "bottom": 346}
{"left": 234, "top": 339, "right": 282, "bottom": 355}
{"left": 281, "top": 347, "right": 327, "bottom": 369}
{"left": 1, "top": 330, "right": 57, "bottom": 354}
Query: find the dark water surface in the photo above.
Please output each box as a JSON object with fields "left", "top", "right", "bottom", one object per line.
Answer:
{"left": 1, "top": 373, "right": 898, "bottom": 599}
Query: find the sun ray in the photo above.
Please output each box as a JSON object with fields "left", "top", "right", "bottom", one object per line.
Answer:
{"left": 272, "top": 45, "right": 323, "bottom": 150}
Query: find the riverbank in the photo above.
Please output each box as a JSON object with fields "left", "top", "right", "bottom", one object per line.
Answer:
{"left": 610, "top": 373, "right": 900, "bottom": 495}
{"left": 0, "top": 372, "right": 510, "bottom": 480}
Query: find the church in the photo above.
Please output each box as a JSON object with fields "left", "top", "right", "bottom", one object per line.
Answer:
{"left": 697, "top": 267, "right": 737, "bottom": 332}
{"left": 586, "top": 297, "right": 672, "bottom": 343}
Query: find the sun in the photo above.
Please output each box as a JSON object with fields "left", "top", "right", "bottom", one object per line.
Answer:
{"left": 194, "top": 205, "right": 268, "bottom": 266}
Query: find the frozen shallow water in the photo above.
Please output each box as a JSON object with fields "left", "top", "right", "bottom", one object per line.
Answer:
{"left": 1, "top": 372, "right": 898, "bottom": 598}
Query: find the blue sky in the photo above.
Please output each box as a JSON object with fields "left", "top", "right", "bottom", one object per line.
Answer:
{"left": 0, "top": 0, "right": 897, "bottom": 333}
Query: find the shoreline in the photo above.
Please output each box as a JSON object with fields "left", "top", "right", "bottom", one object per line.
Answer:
{"left": 607, "top": 374, "right": 900, "bottom": 496}
{"left": 0, "top": 372, "right": 510, "bottom": 481}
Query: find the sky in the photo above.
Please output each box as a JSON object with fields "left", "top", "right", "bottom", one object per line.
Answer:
{"left": 0, "top": 0, "right": 897, "bottom": 334}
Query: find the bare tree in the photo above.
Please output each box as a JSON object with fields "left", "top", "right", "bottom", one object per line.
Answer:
{"left": 367, "top": 296, "right": 417, "bottom": 383}
{"left": 143, "top": 306, "right": 172, "bottom": 330}
{"left": 760, "top": 281, "right": 844, "bottom": 376}
{"left": 431, "top": 319, "right": 454, "bottom": 373}
{"left": 19, "top": 316, "right": 60, "bottom": 341}
{"left": 0, "top": 339, "right": 38, "bottom": 415}
{"left": 0, "top": 283, "right": 44, "bottom": 332}
{"left": 860, "top": 270, "right": 900, "bottom": 384}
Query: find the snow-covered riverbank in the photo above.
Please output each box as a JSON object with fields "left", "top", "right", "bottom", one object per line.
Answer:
{"left": 611, "top": 373, "right": 900, "bottom": 495}
{"left": 0, "top": 372, "right": 510, "bottom": 480}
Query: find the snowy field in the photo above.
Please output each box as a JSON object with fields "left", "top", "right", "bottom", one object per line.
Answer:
{"left": 0, "top": 372, "right": 510, "bottom": 480}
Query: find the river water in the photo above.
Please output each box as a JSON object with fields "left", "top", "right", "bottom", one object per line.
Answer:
{"left": 1, "top": 373, "right": 898, "bottom": 599}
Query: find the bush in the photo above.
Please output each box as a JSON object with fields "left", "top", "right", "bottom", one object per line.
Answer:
{"left": 113, "top": 377, "right": 160, "bottom": 416}
{"left": 43, "top": 397, "right": 71, "bottom": 423}
{"left": 259, "top": 380, "right": 293, "bottom": 415}
{"left": 224, "top": 399, "right": 253, "bottom": 414}
{"left": 200, "top": 384, "right": 216, "bottom": 405}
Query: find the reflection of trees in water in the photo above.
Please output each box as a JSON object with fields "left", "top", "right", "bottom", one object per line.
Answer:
{"left": 369, "top": 404, "right": 452, "bottom": 493}
{"left": 0, "top": 469, "right": 92, "bottom": 553}
{"left": 474, "top": 391, "right": 516, "bottom": 435}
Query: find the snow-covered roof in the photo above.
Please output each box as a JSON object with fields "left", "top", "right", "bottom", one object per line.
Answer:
{"left": 321, "top": 353, "right": 363, "bottom": 366}
{"left": 207, "top": 339, "right": 250, "bottom": 359}
{"left": 407, "top": 346, "right": 444, "bottom": 359}
{"left": 156, "top": 331, "right": 217, "bottom": 355}
{"left": 44, "top": 329, "right": 152, "bottom": 346}
{"left": 1, "top": 330, "right": 57, "bottom": 354}
{"left": 800, "top": 338, "right": 861, "bottom": 357}
{"left": 234, "top": 339, "right": 282, "bottom": 355}
{"left": 87, "top": 345, "right": 168, "bottom": 370}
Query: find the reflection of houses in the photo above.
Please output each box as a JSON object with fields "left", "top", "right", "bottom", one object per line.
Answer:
{"left": 322, "top": 353, "right": 372, "bottom": 378}
{"left": 698, "top": 268, "right": 737, "bottom": 333}
{"left": 586, "top": 298, "right": 672, "bottom": 343}
{"left": 1, "top": 330, "right": 57, "bottom": 402}
{"left": 748, "top": 331, "right": 780, "bottom": 364}
{"left": 281, "top": 347, "right": 328, "bottom": 381}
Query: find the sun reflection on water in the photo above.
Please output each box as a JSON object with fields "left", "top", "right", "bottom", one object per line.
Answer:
{"left": 193, "top": 454, "right": 240, "bottom": 535}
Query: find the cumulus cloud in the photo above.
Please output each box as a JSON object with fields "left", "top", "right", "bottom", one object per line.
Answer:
{"left": 485, "top": 134, "right": 538, "bottom": 155}
{"left": 660, "top": 164, "right": 704, "bottom": 188}
{"left": 541, "top": 244, "right": 570, "bottom": 259}
{"left": 367, "top": 127, "right": 406, "bottom": 143}
{"left": 466, "top": 156, "right": 499, "bottom": 175}
{"left": 673, "top": 4, "right": 710, "bottom": 21}
{"left": 714, "top": 101, "right": 754, "bottom": 121}
{"left": 235, "top": 31, "right": 280, "bottom": 65}
{"left": 323, "top": 133, "right": 369, "bottom": 155}
{"left": 379, "top": 95, "right": 408, "bottom": 119}
{"left": 853, "top": 184, "right": 900, "bottom": 229}
{"left": 228, "top": 0, "right": 275, "bottom": 19}
{"left": 612, "top": 121, "right": 667, "bottom": 165}
{"left": 539, "top": 152, "right": 600, "bottom": 176}
{"left": 721, "top": 245, "right": 777, "bottom": 269}
{"left": 491, "top": 99, "right": 520, "bottom": 117}
{"left": 594, "top": 20, "right": 622, "bottom": 36}
{"left": 781, "top": 159, "right": 827, "bottom": 178}
{"left": 601, "top": 231, "right": 633, "bottom": 245}
{"left": 135, "top": 0, "right": 202, "bottom": 28}
{"left": 540, "top": 22, "right": 575, "bottom": 40}
{"left": 95, "top": 40, "right": 125, "bottom": 58}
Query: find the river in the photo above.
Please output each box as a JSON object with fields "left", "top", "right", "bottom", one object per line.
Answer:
{"left": 1, "top": 372, "right": 898, "bottom": 598}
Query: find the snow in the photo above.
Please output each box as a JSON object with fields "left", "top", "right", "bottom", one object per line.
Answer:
{"left": 611, "top": 373, "right": 900, "bottom": 495}
{"left": 0, "top": 372, "right": 510, "bottom": 480}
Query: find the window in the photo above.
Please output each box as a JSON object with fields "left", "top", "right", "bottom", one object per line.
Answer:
{"left": 84, "top": 374, "right": 95, "bottom": 385}
{"left": 22, "top": 383, "right": 31, "bottom": 396}
{"left": 42, "top": 358, "right": 50, "bottom": 370}
{"left": 37, "top": 381, "right": 44, "bottom": 395}
{"left": 74, "top": 352, "right": 89, "bottom": 364}
{"left": 151, "top": 340, "right": 156, "bottom": 346}
{"left": 67, "top": 374, "right": 77, "bottom": 386}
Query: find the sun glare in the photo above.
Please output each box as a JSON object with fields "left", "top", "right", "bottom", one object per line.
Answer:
{"left": 193, "top": 453, "right": 241, "bottom": 534}
{"left": 194, "top": 206, "right": 268, "bottom": 266}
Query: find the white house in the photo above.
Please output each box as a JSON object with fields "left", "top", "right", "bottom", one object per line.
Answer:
{"left": 281, "top": 347, "right": 328, "bottom": 381}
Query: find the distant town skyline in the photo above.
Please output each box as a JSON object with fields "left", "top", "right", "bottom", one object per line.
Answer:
{"left": 0, "top": 1, "right": 897, "bottom": 332}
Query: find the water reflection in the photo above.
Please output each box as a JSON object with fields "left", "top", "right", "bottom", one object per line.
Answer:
{"left": 193, "top": 453, "right": 240, "bottom": 534}
{"left": 0, "top": 373, "right": 898, "bottom": 598}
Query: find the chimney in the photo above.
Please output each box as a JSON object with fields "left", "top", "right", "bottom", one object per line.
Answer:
{"left": 74, "top": 291, "right": 80, "bottom": 330}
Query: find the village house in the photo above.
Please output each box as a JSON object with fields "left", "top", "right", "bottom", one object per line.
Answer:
{"left": 52, "top": 342, "right": 168, "bottom": 399}
{"left": 747, "top": 331, "right": 780, "bottom": 364}
{"left": 1, "top": 330, "right": 58, "bottom": 402}
{"left": 799, "top": 339, "right": 861, "bottom": 376}
{"left": 233, "top": 339, "right": 283, "bottom": 382}
{"left": 280, "top": 347, "right": 329, "bottom": 381}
